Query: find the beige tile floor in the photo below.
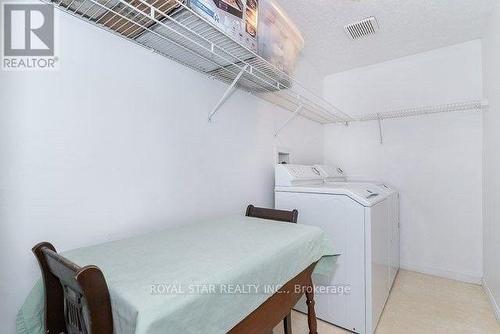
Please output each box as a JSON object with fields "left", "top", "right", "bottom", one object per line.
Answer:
{"left": 274, "top": 270, "right": 500, "bottom": 334}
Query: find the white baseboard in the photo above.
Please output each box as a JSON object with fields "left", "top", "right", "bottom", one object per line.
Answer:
{"left": 399, "top": 262, "right": 482, "bottom": 284}
{"left": 482, "top": 278, "right": 500, "bottom": 323}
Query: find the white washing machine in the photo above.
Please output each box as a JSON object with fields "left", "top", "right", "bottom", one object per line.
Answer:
{"left": 314, "top": 164, "right": 401, "bottom": 287}
{"left": 274, "top": 164, "right": 400, "bottom": 334}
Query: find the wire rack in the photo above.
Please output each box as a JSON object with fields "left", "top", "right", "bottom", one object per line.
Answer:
{"left": 46, "top": 0, "right": 353, "bottom": 124}
{"left": 347, "top": 100, "right": 487, "bottom": 123}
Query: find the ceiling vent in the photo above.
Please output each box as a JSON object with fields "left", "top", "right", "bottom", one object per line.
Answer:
{"left": 344, "top": 17, "right": 379, "bottom": 40}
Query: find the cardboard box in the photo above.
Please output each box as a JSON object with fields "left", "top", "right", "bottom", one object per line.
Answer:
{"left": 213, "top": 0, "right": 243, "bottom": 19}
{"left": 257, "top": 0, "right": 304, "bottom": 76}
{"left": 189, "top": 0, "right": 259, "bottom": 52}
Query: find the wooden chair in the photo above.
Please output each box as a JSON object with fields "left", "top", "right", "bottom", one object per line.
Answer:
{"left": 32, "top": 242, "right": 113, "bottom": 334}
{"left": 245, "top": 204, "right": 299, "bottom": 334}
{"left": 245, "top": 205, "right": 298, "bottom": 224}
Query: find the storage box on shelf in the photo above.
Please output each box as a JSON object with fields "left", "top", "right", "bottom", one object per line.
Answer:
{"left": 189, "top": 0, "right": 259, "bottom": 52}
{"left": 258, "top": 0, "right": 304, "bottom": 77}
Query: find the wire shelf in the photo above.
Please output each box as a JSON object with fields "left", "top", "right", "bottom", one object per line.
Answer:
{"left": 345, "top": 100, "right": 487, "bottom": 123}
{"left": 46, "top": 0, "right": 352, "bottom": 124}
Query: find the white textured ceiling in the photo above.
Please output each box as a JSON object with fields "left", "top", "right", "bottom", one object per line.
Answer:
{"left": 277, "top": 0, "right": 496, "bottom": 75}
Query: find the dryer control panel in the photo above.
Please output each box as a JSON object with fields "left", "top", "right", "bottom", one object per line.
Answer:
{"left": 275, "top": 164, "right": 323, "bottom": 187}
{"left": 314, "top": 164, "right": 347, "bottom": 182}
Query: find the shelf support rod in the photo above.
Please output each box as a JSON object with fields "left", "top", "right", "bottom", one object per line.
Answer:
{"left": 208, "top": 65, "right": 248, "bottom": 122}
{"left": 275, "top": 104, "right": 303, "bottom": 137}
{"left": 377, "top": 113, "right": 383, "bottom": 144}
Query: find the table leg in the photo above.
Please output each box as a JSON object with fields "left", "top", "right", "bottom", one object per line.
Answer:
{"left": 305, "top": 277, "right": 318, "bottom": 334}
{"left": 283, "top": 312, "right": 292, "bottom": 334}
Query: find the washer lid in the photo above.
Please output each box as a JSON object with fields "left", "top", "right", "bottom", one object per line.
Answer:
{"left": 275, "top": 182, "right": 389, "bottom": 207}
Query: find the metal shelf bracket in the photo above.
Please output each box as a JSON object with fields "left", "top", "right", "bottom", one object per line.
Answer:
{"left": 275, "top": 104, "right": 303, "bottom": 137}
{"left": 377, "top": 114, "right": 383, "bottom": 144}
{"left": 208, "top": 65, "right": 248, "bottom": 122}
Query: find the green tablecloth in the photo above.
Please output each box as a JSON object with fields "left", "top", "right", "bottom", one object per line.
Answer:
{"left": 17, "top": 216, "right": 336, "bottom": 334}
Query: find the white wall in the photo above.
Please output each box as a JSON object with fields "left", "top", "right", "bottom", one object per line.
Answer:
{"left": 482, "top": 3, "right": 500, "bottom": 321}
{"left": 0, "top": 13, "right": 324, "bottom": 333}
{"left": 323, "top": 41, "right": 484, "bottom": 283}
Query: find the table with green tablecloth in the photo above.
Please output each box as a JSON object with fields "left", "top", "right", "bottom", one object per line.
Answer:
{"left": 17, "top": 216, "right": 336, "bottom": 334}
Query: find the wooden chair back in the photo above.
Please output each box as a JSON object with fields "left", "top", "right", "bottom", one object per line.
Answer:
{"left": 32, "top": 242, "right": 113, "bottom": 334}
{"left": 245, "top": 204, "right": 298, "bottom": 224}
